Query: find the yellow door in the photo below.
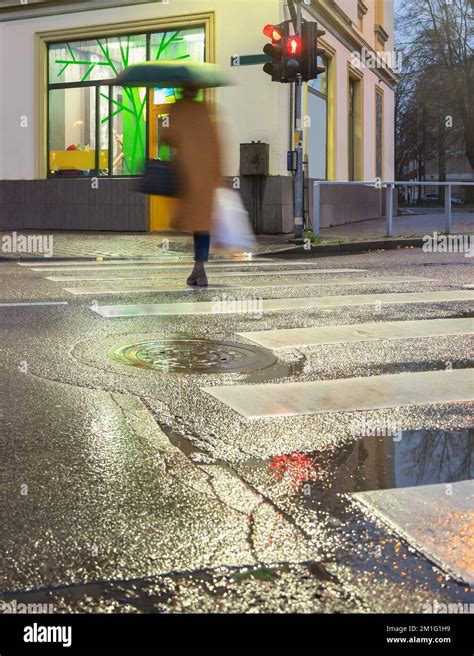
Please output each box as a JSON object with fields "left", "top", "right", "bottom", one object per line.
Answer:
{"left": 148, "top": 98, "right": 178, "bottom": 231}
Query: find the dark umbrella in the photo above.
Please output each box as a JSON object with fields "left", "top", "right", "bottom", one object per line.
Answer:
{"left": 112, "top": 60, "right": 230, "bottom": 88}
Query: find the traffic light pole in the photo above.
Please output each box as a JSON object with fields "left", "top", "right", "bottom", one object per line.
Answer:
{"left": 293, "top": 0, "right": 304, "bottom": 240}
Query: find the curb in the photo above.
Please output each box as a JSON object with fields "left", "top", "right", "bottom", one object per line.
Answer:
{"left": 259, "top": 238, "right": 425, "bottom": 258}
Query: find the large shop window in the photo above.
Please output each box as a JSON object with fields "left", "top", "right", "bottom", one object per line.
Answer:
{"left": 47, "top": 28, "right": 205, "bottom": 177}
{"left": 307, "top": 58, "right": 328, "bottom": 180}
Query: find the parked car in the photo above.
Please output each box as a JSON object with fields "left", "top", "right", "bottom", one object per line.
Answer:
{"left": 420, "top": 193, "right": 441, "bottom": 205}
{"left": 420, "top": 193, "right": 464, "bottom": 206}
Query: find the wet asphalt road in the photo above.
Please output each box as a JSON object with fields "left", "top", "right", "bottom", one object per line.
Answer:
{"left": 0, "top": 247, "right": 473, "bottom": 613}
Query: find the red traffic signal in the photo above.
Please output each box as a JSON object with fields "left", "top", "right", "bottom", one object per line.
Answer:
{"left": 262, "top": 21, "right": 290, "bottom": 82}
{"left": 263, "top": 24, "right": 284, "bottom": 41}
{"left": 286, "top": 36, "right": 301, "bottom": 56}
{"left": 283, "top": 35, "right": 302, "bottom": 81}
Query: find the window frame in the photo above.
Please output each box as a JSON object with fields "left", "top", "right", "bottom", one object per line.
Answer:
{"left": 46, "top": 26, "right": 206, "bottom": 179}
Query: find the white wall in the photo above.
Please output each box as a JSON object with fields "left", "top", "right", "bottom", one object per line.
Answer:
{"left": 0, "top": 0, "right": 290, "bottom": 180}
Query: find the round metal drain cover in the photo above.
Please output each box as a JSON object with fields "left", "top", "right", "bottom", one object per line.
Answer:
{"left": 108, "top": 339, "right": 277, "bottom": 374}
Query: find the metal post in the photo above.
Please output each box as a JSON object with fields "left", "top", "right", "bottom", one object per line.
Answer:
{"left": 313, "top": 181, "right": 321, "bottom": 236}
{"left": 293, "top": 0, "right": 304, "bottom": 240}
{"left": 444, "top": 184, "right": 452, "bottom": 234}
{"left": 386, "top": 183, "right": 394, "bottom": 237}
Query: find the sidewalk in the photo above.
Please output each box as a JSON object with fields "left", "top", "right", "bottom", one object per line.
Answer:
{"left": 0, "top": 211, "right": 472, "bottom": 260}
{"left": 314, "top": 210, "right": 473, "bottom": 242}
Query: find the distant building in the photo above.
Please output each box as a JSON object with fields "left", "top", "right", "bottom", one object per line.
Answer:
{"left": 424, "top": 150, "right": 474, "bottom": 200}
{"left": 401, "top": 149, "right": 473, "bottom": 203}
{"left": 0, "top": 0, "right": 397, "bottom": 233}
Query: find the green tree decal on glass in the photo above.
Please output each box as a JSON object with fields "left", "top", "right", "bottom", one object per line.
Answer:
{"left": 94, "top": 38, "right": 147, "bottom": 175}
{"left": 152, "top": 31, "right": 191, "bottom": 61}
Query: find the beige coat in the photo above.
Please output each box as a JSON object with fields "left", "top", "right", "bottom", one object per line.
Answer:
{"left": 163, "top": 97, "right": 222, "bottom": 233}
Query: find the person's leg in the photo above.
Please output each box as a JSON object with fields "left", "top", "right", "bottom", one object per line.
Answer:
{"left": 187, "top": 232, "right": 210, "bottom": 286}
{"left": 194, "top": 232, "right": 210, "bottom": 262}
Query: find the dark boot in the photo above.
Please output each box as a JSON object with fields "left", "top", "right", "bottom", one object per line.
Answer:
{"left": 186, "top": 261, "right": 208, "bottom": 287}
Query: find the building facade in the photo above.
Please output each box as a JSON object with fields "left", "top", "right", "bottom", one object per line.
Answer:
{"left": 0, "top": 0, "right": 397, "bottom": 233}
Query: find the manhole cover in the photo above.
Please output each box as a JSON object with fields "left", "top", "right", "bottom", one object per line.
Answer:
{"left": 108, "top": 339, "right": 277, "bottom": 374}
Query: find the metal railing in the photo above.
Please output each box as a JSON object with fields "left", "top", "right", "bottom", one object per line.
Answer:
{"left": 312, "top": 180, "right": 474, "bottom": 238}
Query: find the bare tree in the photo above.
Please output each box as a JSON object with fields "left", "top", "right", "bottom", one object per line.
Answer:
{"left": 396, "top": 0, "right": 474, "bottom": 199}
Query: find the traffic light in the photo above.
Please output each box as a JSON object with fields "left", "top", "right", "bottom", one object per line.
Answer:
{"left": 262, "top": 22, "right": 289, "bottom": 82}
{"left": 302, "top": 22, "right": 326, "bottom": 82}
{"left": 283, "top": 34, "right": 302, "bottom": 82}
{"left": 263, "top": 20, "right": 325, "bottom": 84}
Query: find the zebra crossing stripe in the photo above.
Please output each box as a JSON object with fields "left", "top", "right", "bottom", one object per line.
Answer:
{"left": 89, "top": 290, "right": 474, "bottom": 318}
{"left": 0, "top": 302, "right": 68, "bottom": 308}
{"left": 66, "top": 284, "right": 232, "bottom": 295}
{"left": 28, "top": 262, "right": 367, "bottom": 273}
{"left": 62, "top": 276, "right": 436, "bottom": 296}
{"left": 238, "top": 317, "right": 473, "bottom": 349}
{"left": 17, "top": 257, "right": 183, "bottom": 267}
{"left": 202, "top": 368, "right": 474, "bottom": 419}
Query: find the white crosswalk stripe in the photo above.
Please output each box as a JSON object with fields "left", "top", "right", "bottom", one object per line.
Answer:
{"left": 27, "top": 261, "right": 365, "bottom": 273}
{"left": 63, "top": 276, "right": 437, "bottom": 296}
{"left": 17, "top": 257, "right": 184, "bottom": 267}
{"left": 88, "top": 290, "right": 473, "bottom": 317}
{"left": 238, "top": 317, "right": 473, "bottom": 348}
{"left": 202, "top": 369, "right": 474, "bottom": 418}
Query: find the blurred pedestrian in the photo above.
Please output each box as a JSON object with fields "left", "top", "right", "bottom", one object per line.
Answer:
{"left": 162, "top": 87, "right": 223, "bottom": 287}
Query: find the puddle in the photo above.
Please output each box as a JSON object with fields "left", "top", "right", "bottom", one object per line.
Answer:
{"left": 306, "top": 428, "right": 473, "bottom": 497}
{"left": 164, "top": 427, "right": 473, "bottom": 494}
{"left": 237, "top": 428, "right": 473, "bottom": 499}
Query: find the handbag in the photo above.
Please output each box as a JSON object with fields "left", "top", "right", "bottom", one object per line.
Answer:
{"left": 140, "top": 159, "right": 179, "bottom": 197}
{"left": 211, "top": 188, "right": 256, "bottom": 251}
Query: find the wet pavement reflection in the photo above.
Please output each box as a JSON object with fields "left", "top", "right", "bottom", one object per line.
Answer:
{"left": 241, "top": 428, "right": 473, "bottom": 496}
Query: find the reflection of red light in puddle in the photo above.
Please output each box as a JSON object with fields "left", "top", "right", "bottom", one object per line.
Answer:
{"left": 270, "top": 451, "right": 318, "bottom": 489}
